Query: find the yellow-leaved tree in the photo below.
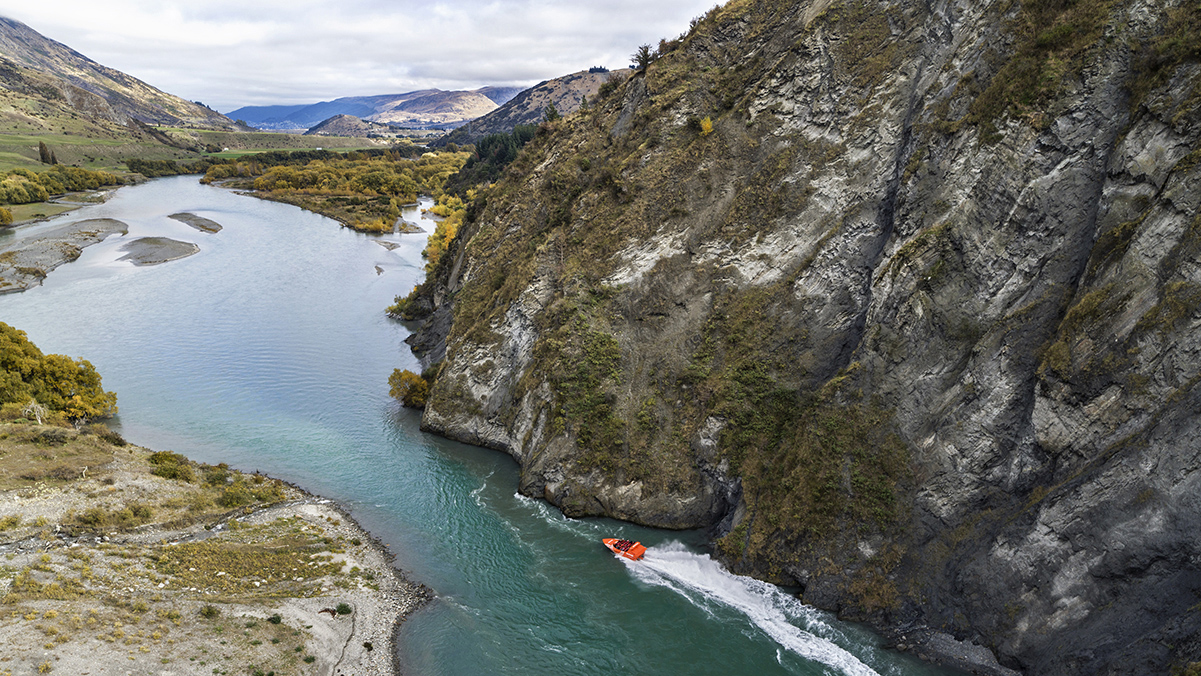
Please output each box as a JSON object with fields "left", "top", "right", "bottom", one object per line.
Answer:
{"left": 0, "top": 322, "right": 116, "bottom": 422}
{"left": 388, "top": 369, "right": 429, "bottom": 409}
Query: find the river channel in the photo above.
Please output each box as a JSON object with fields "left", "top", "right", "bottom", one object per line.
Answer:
{"left": 0, "top": 176, "right": 962, "bottom": 676}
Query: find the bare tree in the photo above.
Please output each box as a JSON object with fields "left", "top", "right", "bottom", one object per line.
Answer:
{"left": 22, "top": 398, "right": 46, "bottom": 425}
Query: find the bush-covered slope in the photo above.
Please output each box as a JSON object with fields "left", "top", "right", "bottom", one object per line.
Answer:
{"left": 406, "top": 0, "right": 1201, "bottom": 674}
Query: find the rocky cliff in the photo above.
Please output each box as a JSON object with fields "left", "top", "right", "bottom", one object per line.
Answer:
{"left": 406, "top": 0, "right": 1201, "bottom": 674}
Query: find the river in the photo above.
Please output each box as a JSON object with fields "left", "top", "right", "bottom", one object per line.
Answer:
{"left": 0, "top": 176, "right": 962, "bottom": 676}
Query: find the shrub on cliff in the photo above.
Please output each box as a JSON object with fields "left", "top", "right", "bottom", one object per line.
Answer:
{"left": 388, "top": 369, "right": 429, "bottom": 408}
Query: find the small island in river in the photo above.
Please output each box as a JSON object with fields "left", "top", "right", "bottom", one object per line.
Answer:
{"left": 169, "top": 212, "right": 224, "bottom": 233}
{"left": 119, "top": 236, "right": 201, "bottom": 266}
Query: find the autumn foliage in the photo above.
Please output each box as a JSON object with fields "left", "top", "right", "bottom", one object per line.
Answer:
{"left": 423, "top": 191, "right": 472, "bottom": 273}
{"left": 388, "top": 369, "right": 429, "bottom": 409}
{"left": 0, "top": 322, "right": 117, "bottom": 422}
{"left": 0, "top": 166, "right": 123, "bottom": 205}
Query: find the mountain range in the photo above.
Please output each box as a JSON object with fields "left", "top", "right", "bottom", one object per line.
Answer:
{"left": 227, "top": 86, "right": 523, "bottom": 131}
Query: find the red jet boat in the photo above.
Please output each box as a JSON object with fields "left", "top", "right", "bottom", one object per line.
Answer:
{"left": 603, "top": 538, "right": 646, "bottom": 561}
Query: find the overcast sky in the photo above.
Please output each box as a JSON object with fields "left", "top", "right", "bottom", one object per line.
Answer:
{"left": 0, "top": 0, "right": 718, "bottom": 113}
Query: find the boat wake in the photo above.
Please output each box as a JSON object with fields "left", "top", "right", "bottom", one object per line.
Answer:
{"left": 628, "top": 542, "right": 881, "bottom": 676}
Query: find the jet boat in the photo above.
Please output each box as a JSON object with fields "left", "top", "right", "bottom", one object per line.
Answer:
{"left": 603, "top": 538, "right": 646, "bottom": 561}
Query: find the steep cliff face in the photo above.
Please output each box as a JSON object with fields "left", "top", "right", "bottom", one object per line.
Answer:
{"left": 408, "top": 0, "right": 1201, "bottom": 674}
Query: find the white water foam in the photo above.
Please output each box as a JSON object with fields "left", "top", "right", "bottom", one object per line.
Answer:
{"left": 470, "top": 470, "right": 496, "bottom": 506}
{"left": 513, "top": 492, "right": 607, "bottom": 540}
{"left": 629, "top": 542, "right": 880, "bottom": 676}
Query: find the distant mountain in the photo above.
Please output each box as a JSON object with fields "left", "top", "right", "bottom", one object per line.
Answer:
{"left": 477, "top": 86, "right": 524, "bottom": 105}
{"left": 434, "top": 69, "right": 631, "bottom": 148}
{"left": 0, "top": 16, "right": 236, "bottom": 129}
{"left": 304, "top": 114, "right": 393, "bottom": 137}
{"left": 228, "top": 86, "right": 524, "bottom": 132}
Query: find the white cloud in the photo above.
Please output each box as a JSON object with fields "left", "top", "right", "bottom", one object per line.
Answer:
{"left": 0, "top": 0, "right": 718, "bottom": 111}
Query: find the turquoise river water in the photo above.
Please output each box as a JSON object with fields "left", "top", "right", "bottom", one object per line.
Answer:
{"left": 0, "top": 177, "right": 963, "bottom": 676}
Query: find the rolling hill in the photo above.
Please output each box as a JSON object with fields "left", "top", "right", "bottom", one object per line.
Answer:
{"left": 0, "top": 16, "right": 244, "bottom": 170}
{"left": 304, "top": 114, "right": 395, "bottom": 137}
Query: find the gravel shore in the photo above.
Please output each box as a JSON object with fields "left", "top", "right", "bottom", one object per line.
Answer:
{"left": 0, "top": 425, "right": 429, "bottom": 676}
{"left": 0, "top": 218, "right": 128, "bottom": 293}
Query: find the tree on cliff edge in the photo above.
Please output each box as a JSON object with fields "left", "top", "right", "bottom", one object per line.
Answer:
{"left": 389, "top": 369, "right": 429, "bottom": 408}
{"left": 632, "top": 44, "right": 654, "bottom": 72}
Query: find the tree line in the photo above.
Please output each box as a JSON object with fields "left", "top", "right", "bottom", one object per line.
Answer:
{"left": 0, "top": 166, "right": 124, "bottom": 206}
{"left": 205, "top": 150, "right": 467, "bottom": 203}
{"left": 442, "top": 124, "right": 537, "bottom": 196}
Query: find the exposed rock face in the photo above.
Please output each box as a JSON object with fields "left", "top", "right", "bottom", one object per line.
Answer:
{"left": 407, "top": 0, "right": 1201, "bottom": 674}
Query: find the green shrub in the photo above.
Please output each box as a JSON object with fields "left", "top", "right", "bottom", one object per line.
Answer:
{"left": 335, "top": 602, "right": 352, "bottom": 615}
{"left": 199, "top": 605, "right": 220, "bottom": 619}
{"left": 84, "top": 422, "right": 126, "bottom": 446}
{"left": 204, "top": 464, "right": 231, "bottom": 486}
{"left": 148, "top": 451, "right": 194, "bottom": 482}
{"left": 69, "top": 502, "right": 153, "bottom": 530}
{"left": 215, "top": 477, "right": 284, "bottom": 507}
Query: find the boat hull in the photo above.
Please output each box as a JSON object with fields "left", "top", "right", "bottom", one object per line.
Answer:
{"left": 603, "top": 538, "right": 646, "bottom": 561}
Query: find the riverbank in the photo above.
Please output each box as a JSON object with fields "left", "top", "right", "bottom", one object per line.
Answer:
{"left": 235, "top": 188, "right": 425, "bottom": 234}
{"left": 0, "top": 422, "right": 428, "bottom": 676}
{"left": 4, "top": 186, "right": 125, "bottom": 225}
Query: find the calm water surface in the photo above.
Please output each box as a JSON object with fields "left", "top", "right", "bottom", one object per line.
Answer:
{"left": 0, "top": 177, "right": 961, "bottom": 676}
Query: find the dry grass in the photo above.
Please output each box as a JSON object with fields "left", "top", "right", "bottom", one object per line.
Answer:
{"left": 0, "top": 425, "right": 115, "bottom": 491}
{"left": 0, "top": 420, "right": 420, "bottom": 675}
